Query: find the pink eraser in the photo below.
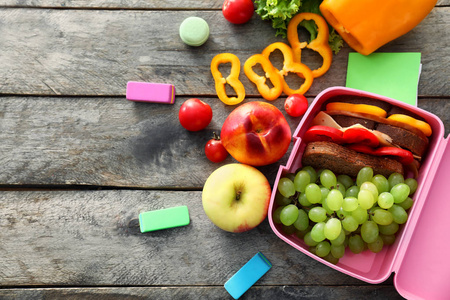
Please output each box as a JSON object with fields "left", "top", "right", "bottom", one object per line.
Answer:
{"left": 126, "top": 81, "right": 176, "bottom": 104}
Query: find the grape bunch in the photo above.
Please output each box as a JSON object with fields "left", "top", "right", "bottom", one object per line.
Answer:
{"left": 273, "top": 166, "right": 417, "bottom": 264}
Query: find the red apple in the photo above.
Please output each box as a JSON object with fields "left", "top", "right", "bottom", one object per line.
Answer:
{"left": 220, "top": 101, "right": 291, "bottom": 166}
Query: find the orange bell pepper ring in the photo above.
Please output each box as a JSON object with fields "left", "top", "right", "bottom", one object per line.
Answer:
{"left": 388, "top": 114, "right": 432, "bottom": 137}
{"left": 261, "top": 42, "right": 314, "bottom": 96}
{"left": 243, "top": 54, "right": 283, "bottom": 101}
{"left": 287, "top": 12, "right": 332, "bottom": 78}
{"left": 210, "top": 53, "right": 246, "bottom": 105}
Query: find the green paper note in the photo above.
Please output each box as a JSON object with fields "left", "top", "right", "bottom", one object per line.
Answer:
{"left": 346, "top": 53, "right": 421, "bottom": 106}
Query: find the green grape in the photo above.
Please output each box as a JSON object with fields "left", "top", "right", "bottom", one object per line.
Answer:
{"left": 320, "top": 186, "right": 330, "bottom": 203}
{"left": 358, "top": 189, "right": 374, "bottom": 210}
{"left": 294, "top": 170, "right": 311, "bottom": 193}
{"left": 275, "top": 192, "right": 292, "bottom": 206}
{"left": 272, "top": 206, "right": 284, "bottom": 224}
{"left": 336, "top": 207, "right": 350, "bottom": 219}
{"left": 309, "top": 206, "right": 327, "bottom": 223}
{"left": 309, "top": 246, "right": 317, "bottom": 255}
{"left": 324, "top": 218, "right": 342, "bottom": 241}
{"left": 379, "top": 222, "right": 399, "bottom": 235}
{"left": 284, "top": 173, "right": 296, "bottom": 182}
{"left": 316, "top": 241, "right": 331, "bottom": 257}
{"left": 330, "top": 229, "right": 346, "bottom": 246}
{"left": 367, "top": 236, "right": 384, "bottom": 253}
{"left": 326, "top": 189, "right": 344, "bottom": 211}
{"left": 311, "top": 222, "right": 326, "bottom": 242}
{"left": 296, "top": 226, "right": 311, "bottom": 239}
{"left": 404, "top": 178, "right": 418, "bottom": 195}
{"left": 294, "top": 209, "right": 309, "bottom": 231}
{"left": 371, "top": 174, "right": 390, "bottom": 194}
{"left": 331, "top": 244, "right": 345, "bottom": 259}
{"left": 348, "top": 234, "right": 365, "bottom": 254}
{"left": 372, "top": 209, "right": 394, "bottom": 225}
{"left": 361, "top": 220, "right": 379, "bottom": 243}
{"left": 345, "top": 185, "right": 360, "bottom": 198}
{"left": 322, "top": 199, "right": 334, "bottom": 215}
{"left": 278, "top": 177, "right": 295, "bottom": 198}
{"left": 378, "top": 192, "right": 395, "bottom": 209}
{"left": 337, "top": 174, "right": 354, "bottom": 189}
{"left": 390, "top": 183, "right": 410, "bottom": 204}
{"left": 342, "top": 215, "right": 359, "bottom": 232}
{"left": 282, "top": 224, "right": 297, "bottom": 235}
{"left": 398, "top": 197, "right": 414, "bottom": 210}
{"left": 320, "top": 169, "right": 337, "bottom": 189}
{"left": 336, "top": 182, "right": 346, "bottom": 197}
{"left": 302, "top": 166, "right": 318, "bottom": 184}
{"left": 304, "top": 231, "right": 319, "bottom": 246}
{"left": 280, "top": 204, "right": 299, "bottom": 226}
{"left": 352, "top": 206, "right": 368, "bottom": 224}
{"left": 324, "top": 253, "right": 340, "bottom": 264}
{"left": 388, "top": 205, "right": 408, "bottom": 224}
{"left": 299, "top": 193, "right": 312, "bottom": 207}
{"left": 388, "top": 172, "right": 404, "bottom": 190}
{"left": 360, "top": 181, "right": 378, "bottom": 202}
{"left": 342, "top": 196, "right": 358, "bottom": 212}
{"left": 305, "top": 183, "right": 322, "bottom": 204}
{"left": 380, "top": 234, "right": 396, "bottom": 246}
{"left": 356, "top": 167, "right": 373, "bottom": 186}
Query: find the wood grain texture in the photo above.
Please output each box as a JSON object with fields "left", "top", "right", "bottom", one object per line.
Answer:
{"left": 0, "top": 190, "right": 399, "bottom": 293}
{"left": 0, "top": 286, "right": 404, "bottom": 300}
{"left": 1, "top": 96, "right": 447, "bottom": 188}
{"left": 0, "top": 8, "right": 448, "bottom": 97}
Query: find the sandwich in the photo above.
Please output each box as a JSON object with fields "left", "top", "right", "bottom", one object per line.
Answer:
{"left": 301, "top": 96, "right": 432, "bottom": 177}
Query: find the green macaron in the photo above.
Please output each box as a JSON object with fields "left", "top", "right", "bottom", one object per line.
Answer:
{"left": 179, "top": 17, "right": 210, "bottom": 47}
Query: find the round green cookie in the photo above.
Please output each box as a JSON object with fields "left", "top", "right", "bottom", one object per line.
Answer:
{"left": 179, "top": 17, "right": 210, "bottom": 47}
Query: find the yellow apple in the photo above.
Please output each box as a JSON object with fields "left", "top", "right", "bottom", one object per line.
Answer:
{"left": 202, "top": 163, "right": 272, "bottom": 232}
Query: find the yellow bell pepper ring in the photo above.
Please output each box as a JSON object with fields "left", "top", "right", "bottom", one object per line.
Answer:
{"left": 326, "top": 102, "right": 387, "bottom": 118}
{"left": 388, "top": 114, "right": 432, "bottom": 137}
{"left": 210, "top": 53, "right": 246, "bottom": 105}
{"left": 287, "top": 12, "right": 333, "bottom": 78}
{"left": 243, "top": 54, "right": 283, "bottom": 101}
{"left": 261, "top": 42, "right": 314, "bottom": 96}
{"left": 320, "top": 0, "right": 437, "bottom": 56}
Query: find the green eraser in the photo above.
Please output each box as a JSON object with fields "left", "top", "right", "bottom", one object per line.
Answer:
{"left": 179, "top": 17, "right": 209, "bottom": 46}
{"left": 139, "top": 206, "right": 190, "bottom": 233}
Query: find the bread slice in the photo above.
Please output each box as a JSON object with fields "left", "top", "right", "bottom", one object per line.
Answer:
{"left": 375, "top": 123, "right": 428, "bottom": 157}
{"left": 302, "top": 141, "right": 404, "bottom": 177}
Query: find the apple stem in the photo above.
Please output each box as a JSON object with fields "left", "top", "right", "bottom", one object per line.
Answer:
{"left": 236, "top": 191, "right": 241, "bottom": 201}
{"left": 212, "top": 132, "right": 221, "bottom": 140}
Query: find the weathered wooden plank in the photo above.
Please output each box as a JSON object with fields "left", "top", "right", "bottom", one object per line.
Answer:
{"left": 0, "top": 8, "right": 448, "bottom": 97}
{"left": 0, "top": 190, "right": 397, "bottom": 290}
{"left": 0, "top": 285, "right": 404, "bottom": 300}
{"left": 0, "top": 0, "right": 447, "bottom": 9}
{"left": 1, "top": 96, "right": 448, "bottom": 188}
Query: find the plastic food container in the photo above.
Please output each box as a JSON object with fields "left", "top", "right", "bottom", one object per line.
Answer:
{"left": 269, "top": 87, "right": 449, "bottom": 300}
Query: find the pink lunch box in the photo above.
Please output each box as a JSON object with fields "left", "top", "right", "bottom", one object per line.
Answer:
{"left": 269, "top": 87, "right": 450, "bottom": 300}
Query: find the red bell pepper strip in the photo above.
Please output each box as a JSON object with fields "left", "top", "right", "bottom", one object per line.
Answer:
{"left": 342, "top": 127, "right": 379, "bottom": 148}
{"left": 303, "top": 125, "right": 343, "bottom": 144}
{"left": 348, "top": 144, "right": 414, "bottom": 165}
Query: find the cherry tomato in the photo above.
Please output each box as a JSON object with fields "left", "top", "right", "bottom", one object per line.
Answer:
{"left": 284, "top": 94, "right": 308, "bottom": 117}
{"left": 222, "top": 0, "right": 254, "bottom": 25}
{"left": 205, "top": 132, "right": 228, "bottom": 163}
{"left": 179, "top": 98, "right": 213, "bottom": 131}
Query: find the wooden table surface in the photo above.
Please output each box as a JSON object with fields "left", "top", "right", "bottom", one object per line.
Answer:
{"left": 1, "top": 1, "right": 449, "bottom": 299}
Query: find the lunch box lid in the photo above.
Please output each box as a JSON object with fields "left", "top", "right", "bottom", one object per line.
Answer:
{"left": 285, "top": 87, "right": 450, "bottom": 299}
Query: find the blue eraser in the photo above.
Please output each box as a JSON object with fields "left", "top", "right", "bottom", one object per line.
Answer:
{"left": 224, "top": 252, "right": 272, "bottom": 299}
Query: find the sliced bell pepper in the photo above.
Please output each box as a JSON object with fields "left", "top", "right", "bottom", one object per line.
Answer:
{"left": 388, "top": 114, "right": 432, "bottom": 137}
{"left": 303, "top": 125, "right": 343, "bottom": 144}
{"left": 348, "top": 144, "right": 414, "bottom": 165}
{"left": 243, "top": 54, "right": 283, "bottom": 101}
{"left": 261, "top": 42, "right": 314, "bottom": 96}
{"left": 342, "top": 127, "right": 379, "bottom": 147}
{"left": 319, "top": 0, "right": 437, "bottom": 55}
{"left": 287, "top": 12, "right": 333, "bottom": 78}
{"left": 326, "top": 102, "right": 387, "bottom": 118}
{"left": 210, "top": 53, "right": 246, "bottom": 105}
